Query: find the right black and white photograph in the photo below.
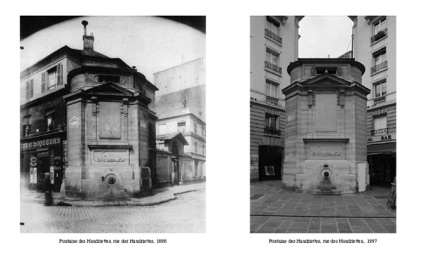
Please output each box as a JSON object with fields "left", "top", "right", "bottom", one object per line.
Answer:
{"left": 250, "top": 16, "right": 396, "bottom": 233}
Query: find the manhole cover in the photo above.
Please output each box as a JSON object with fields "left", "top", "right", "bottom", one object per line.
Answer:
{"left": 251, "top": 194, "right": 265, "bottom": 200}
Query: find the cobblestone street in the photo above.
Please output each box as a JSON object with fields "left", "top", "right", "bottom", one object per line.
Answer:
{"left": 20, "top": 189, "right": 205, "bottom": 233}
{"left": 251, "top": 181, "right": 396, "bottom": 233}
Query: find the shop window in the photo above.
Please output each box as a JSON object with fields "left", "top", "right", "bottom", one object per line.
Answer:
{"left": 46, "top": 109, "right": 55, "bottom": 132}
{"left": 25, "top": 79, "right": 34, "bottom": 99}
{"left": 177, "top": 122, "right": 186, "bottom": 133}
{"left": 23, "top": 115, "right": 31, "bottom": 136}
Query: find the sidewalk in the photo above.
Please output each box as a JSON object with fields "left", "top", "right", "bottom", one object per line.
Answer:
{"left": 250, "top": 181, "right": 396, "bottom": 233}
{"left": 21, "top": 182, "right": 206, "bottom": 207}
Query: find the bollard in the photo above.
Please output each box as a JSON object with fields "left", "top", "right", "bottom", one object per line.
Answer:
{"left": 44, "top": 173, "right": 53, "bottom": 206}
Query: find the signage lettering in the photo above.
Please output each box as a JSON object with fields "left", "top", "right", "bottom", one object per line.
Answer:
{"left": 21, "top": 137, "right": 61, "bottom": 150}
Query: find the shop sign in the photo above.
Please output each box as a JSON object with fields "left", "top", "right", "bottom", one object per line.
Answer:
{"left": 30, "top": 156, "right": 37, "bottom": 167}
{"left": 367, "top": 134, "right": 395, "bottom": 143}
{"left": 21, "top": 137, "right": 62, "bottom": 150}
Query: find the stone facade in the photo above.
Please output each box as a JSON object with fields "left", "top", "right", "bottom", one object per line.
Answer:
{"left": 250, "top": 16, "right": 303, "bottom": 181}
{"left": 20, "top": 21, "right": 158, "bottom": 199}
{"left": 282, "top": 59, "right": 370, "bottom": 193}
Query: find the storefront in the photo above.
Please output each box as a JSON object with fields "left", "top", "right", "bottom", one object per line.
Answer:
{"left": 20, "top": 132, "right": 66, "bottom": 192}
{"left": 367, "top": 142, "right": 396, "bottom": 186}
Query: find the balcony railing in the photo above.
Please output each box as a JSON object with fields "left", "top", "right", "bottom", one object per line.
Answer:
{"left": 266, "top": 95, "right": 279, "bottom": 105}
{"left": 371, "top": 28, "right": 388, "bottom": 43}
{"left": 265, "top": 61, "right": 282, "bottom": 74}
{"left": 371, "top": 61, "right": 388, "bottom": 74}
{"left": 371, "top": 128, "right": 388, "bottom": 136}
{"left": 265, "top": 28, "right": 282, "bottom": 44}
{"left": 264, "top": 126, "right": 281, "bottom": 136}
{"left": 374, "top": 95, "right": 386, "bottom": 104}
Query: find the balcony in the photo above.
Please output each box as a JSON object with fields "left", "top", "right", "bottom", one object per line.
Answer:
{"left": 371, "top": 128, "right": 388, "bottom": 136}
{"left": 265, "top": 28, "right": 282, "bottom": 44}
{"left": 265, "top": 61, "right": 282, "bottom": 74}
{"left": 266, "top": 95, "right": 279, "bottom": 105}
{"left": 371, "top": 28, "right": 388, "bottom": 43}
{"left": 374, "top": 95, "right": 386, "bottom": 104}
{"left": 264, "top": 126, "right": 281, "bottom": 136}
{"left": 371, "top": 61, "right": 388, "bottom": 74}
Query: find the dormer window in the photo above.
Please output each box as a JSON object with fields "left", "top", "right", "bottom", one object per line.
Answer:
{"left": 98, "top": 75, "right": 120, "bottom": 83}
{"left": 42, "top": 63, "right": 63, "bottom": 93}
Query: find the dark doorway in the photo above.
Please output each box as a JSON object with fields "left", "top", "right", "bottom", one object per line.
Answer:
{"left": 258, "top": 145, "right": 283, "bottom": 181}
{"left": 172, "top": 158, "right": 180, "bottom": 185}
{"left": 368, "top": 154, "right": 396, "bottom": 186}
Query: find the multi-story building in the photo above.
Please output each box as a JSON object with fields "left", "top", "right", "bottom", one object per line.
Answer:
{"left": 250, "top": 16, "right": 303, "bottom": 181}
{"left": 153, "top": 58, "right": 206, "bottom": 186}
{"left": 349, "top": 16, "right": 396, "bottom": 185}
{"left": 20, "top": 21, "right": 158, "bottom": 198}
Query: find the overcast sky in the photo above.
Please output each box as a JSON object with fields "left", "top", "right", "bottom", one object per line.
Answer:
{"left": 299, "top": 16, "right": 353, "bottom": 58}
{"left": 20, "top": 16, "right": 206, "bottom": 82}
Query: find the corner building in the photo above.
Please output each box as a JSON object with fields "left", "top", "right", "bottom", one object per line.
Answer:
{"left": 250, "top": 16, "right": 303, "bottom": 181}
{"left": 20, "top": 22, "right": 158, "bottom": 199}
{"left": 349, "top": 16, "right": 396, "bottom": 185}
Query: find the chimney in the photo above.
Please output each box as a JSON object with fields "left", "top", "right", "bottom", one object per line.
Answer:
{"left": 82, "top": 20, "right": 94, "bottom": 51}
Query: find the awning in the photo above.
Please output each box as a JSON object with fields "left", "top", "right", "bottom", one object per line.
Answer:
{"left": 367, "top": 142, "right": 396, "bottom": 154}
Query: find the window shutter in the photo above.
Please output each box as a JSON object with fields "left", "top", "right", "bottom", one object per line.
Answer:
{"left": 30, "top": 79, "right": 34, "bottom": 98}
{"left": 25, "top": 81, "right": 29, "bottom": 99}
{"left": 56, "top": 64, "right": 61, "bottom": 85}
{"left": 41, "top": 72, "right": 46, "bottom": 93}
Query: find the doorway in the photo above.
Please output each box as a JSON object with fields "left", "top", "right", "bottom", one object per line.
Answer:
{"left": 258, "top": 145, "right": 283, "bottom": 181}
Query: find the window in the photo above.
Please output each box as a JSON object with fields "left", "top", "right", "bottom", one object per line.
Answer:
{"left": 373, "top": 17, "right": 387, "bottom": 35}
{"left": 374, "top": 80, "right": 387, "bottom": 98}
{"left": 266, "top": 81, "right": 278, "bottom": 98}
{"left": 98, "top": 75, "right": 121, "bottom": 83}
{"left": 373, "top": 115, "right": 387, "bottom": 135}
{"left": 315, "top": 67, "right": 337, "bottom": 75}
{"left": 177, "top": 122, "right": 186, "bottom": 133}
{"left": 194, "top": 142, "right": 198, "bottom": 153}
{"left": 194, "top": 123, "right": 197, "bottom": 134}
{"left": 46, "top": 109, "right": 55, "bottom": 132}
{"left": 264, "top": 113, "right": 280, "bottom": 136}
{"left": 266, "top": 50, "right": 279, "bottom": 66}
{"left": 203, "top": 145, "right": 205, "bottom": 155}
{"left": 23, "top": 115, "right": 31, "bottom": 136}
{"left": 25, "top": 79, "right": 34, "bottom": 99}
{"left": 42, "top": 64, "right": 63, "bottom": 92}
{"left": 266, "top": 17, "right": 279, "bottom": 35}
{"left": 371, "top": 49, "right": 388, "bottom": 74}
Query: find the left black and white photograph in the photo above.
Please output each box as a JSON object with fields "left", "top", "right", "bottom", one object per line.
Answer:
{"left": 19, "top": 16, "right": 206, "bottom": 233}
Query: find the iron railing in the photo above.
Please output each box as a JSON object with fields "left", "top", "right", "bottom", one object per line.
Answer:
{"left": 371, "top": 61, "right": 388, "bottom": 74}
{"left": 371, "top": 128, "right": 388, "bottom": 136}
{"left": 265, "top": 61, "right": 282, "bottom": 74}
{"left": 265, "top": 28, "right": 282, "bottom": 44}
{"left": 266, "top": 95, "right": 279, "bottom": 105}
{"left": 371, "top": 28, "right": 388, "bottom": 43}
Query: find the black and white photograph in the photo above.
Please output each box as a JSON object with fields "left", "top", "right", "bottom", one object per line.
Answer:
{"left": 19, "top": 16, "right": 206, "bottom": 233}
{"left": 250, "top": 16, "right": 396, "bottom": 233}
{"left": 3, "top": 1, "right": 436, "bottom": 263}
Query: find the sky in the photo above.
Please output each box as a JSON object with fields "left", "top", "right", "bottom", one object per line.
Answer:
{"left": 20, "top": 16, "right": 206, "bottom": 82}
{"left": 299, "top": 16, "right": 354, "bottom": 58}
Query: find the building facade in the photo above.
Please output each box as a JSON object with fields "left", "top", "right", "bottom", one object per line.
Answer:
{"left": 349, "top": 16, "right": 396, "bottom": 185}
{"left": 250, "top": 16, "right": 303, "bottom": 181}
{"left": 153, "top": 58, "right": 206, "bottom": 186}
{"left": 20, "top": 21, "right": 158, "bottom": 199}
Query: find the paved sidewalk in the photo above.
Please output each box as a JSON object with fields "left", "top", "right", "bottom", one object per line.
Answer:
{"left": 250, "top": 181, "right": 396, "bottom": 233}
{"left": 21, "top": 182, "right": 206, "bottom": 207}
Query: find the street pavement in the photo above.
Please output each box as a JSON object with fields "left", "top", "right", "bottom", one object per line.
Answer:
{"left": 20, "top": 183, "right": 206, "bottom": 233}
{"left": 251, "top": 181, "right": 396, "bottom": 233}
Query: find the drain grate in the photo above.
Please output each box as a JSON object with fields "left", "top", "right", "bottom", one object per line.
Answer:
{"left": 251, "top": 194, "right": 265, "bottom": 200}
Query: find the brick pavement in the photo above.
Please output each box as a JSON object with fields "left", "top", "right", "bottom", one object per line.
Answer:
{"left": 250, "top": 181, "right": 396, "bottom": 233}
